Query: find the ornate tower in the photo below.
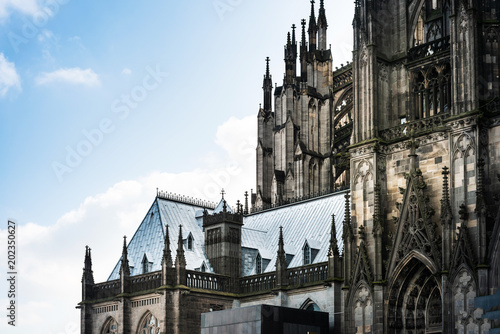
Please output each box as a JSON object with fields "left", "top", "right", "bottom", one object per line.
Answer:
{"left": 203, "top": 196, "right": 243, "bottom": 288}
{"left": 255, "top": 0, "right": 336, "bottom": 208}
{"left": 345, "top": 1, "right": 499, "bottom": 333}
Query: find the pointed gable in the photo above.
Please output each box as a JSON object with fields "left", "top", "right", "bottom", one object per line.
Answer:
{"left": 451, "top": 222, "right": 477, "bottom": 274}
{"left": 387, "top": 169, "right": 440, "bottom": 277}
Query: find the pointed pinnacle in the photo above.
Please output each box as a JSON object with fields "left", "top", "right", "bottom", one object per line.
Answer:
{"left": 177, "top": 225, "right": 183, "bottom": 249}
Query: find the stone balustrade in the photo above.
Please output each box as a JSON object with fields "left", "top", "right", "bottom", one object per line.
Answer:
{"left": 186, "top": 270, "right": 231, "bottom": 292}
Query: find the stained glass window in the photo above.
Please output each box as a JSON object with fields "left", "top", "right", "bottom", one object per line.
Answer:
{"left": 102, "top": 318, "right": 118, "bottom": 334}
{"left": 140, "top": 314, "right": 161, "bottom": 334}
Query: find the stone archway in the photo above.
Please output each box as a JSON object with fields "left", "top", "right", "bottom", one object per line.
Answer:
{"left": 386, "top": 257, "right": 442, "bottom": 334}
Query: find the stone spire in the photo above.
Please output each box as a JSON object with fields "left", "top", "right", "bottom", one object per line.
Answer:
{"left": 285, "top": 25, "right": 297, "bottom": 85}
{"left": 329, "top": 214, "right": 339, "bottom": 257}
{"left": 162, "top": 224, "right": 173, "bottom": 267}
{"left": 175, "top": 225, "right": 186, "bottom": 285}
{"left": 343, "top": 193, "right": 353, "bottom": 285}
{"left": 82, "top": 246, "right": 94, "bottom": 301}
{"left": 175, "top": 225, "right": 186, "bottom": 268}
{"left": 476, "top": 158, "right": 487, "bottom": 264}
{"left": 244, "top": 191, "right": 249, "bottom": 214}
{"left": 262, "top": 57, "right": 273, "bottom": 113}
{"left": 317, "top": 0, "right": 328, "bottom": 50}
{"left": 328, "top": 214, "right": 342, "bottom": 278}
{"left": 120, "top": 236, "right": 130, "bottom": 277}
{"left": 120, "top": 236, "right": 131, "bottom": 293}
{"left": 343, "top": 193, "right": 353, "bottom": 242}
{"left": 440, "top": 167, "right": 453, "bottom": 222}
{"left": 441, "top": 167, "right": 453, "bottom": 270}
{"left": 308, "top": 0, "right": 318, "bottom": 52}
{"left": 276, "top": 226, "right": 288, "bottom": 287}
{"left": 373, "top": 184, "right": 383, "bottom": 281}
{"left": 300, "top": 19, "right": 308, "bottom": 82}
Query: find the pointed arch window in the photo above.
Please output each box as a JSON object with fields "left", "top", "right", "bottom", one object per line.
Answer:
{"left": 139, "top": 313, "right": 160, "bottom": 334}
{"left": 256, "top": 253, "right": 262, "bottom": 274}
{"left": 102, "top": 318, "right": 118, "bottom": 334}
{"left": 187, "top": 233, "right": 194, "bottom": 251}
{"left": 305, "top": 303, "right": 320, "bottom": 312}
{"left": 303, "top": 243, "right": 311, "bottom": 265}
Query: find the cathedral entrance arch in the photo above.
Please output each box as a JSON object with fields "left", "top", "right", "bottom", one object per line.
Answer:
{"left": 386, "top": 256, "right": 442, "bottom": 334}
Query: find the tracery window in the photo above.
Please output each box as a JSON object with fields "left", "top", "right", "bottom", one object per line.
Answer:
{"left": 354, "top": 286, "right": 373, "bottom": 334}
{"left": 412, "top": 1, "right": 450, "bottom": 47}
{"left": 102, "top": 318, "right": 118, "bottom": 334}
{"left": 411, "top": 63, "right": 451, "bottom": 119}
{"left": 139, "top": 313, "right": 161, "bottom": 334}
{"left": 305, "top": 303, "right": 320, "bottom": 312}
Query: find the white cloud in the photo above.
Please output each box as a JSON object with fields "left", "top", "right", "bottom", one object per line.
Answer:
{"left": 121, "top": 68, "right": 131, "bottom": 75}
{"left": 35, "top": 67, "right": 101, "bottom": 86}
{"left": 0, "top": 114, "right": 256, "bottom": 333}
{"left": 0, "top": 53, "right": 21, "bottom": 97}
{"left": 0, "top": 0, "right": 41, "bottom": 20}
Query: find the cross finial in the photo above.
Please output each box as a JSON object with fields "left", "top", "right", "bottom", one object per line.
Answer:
{"left": 221, "top": 188, "right": 225, "bottom": 199}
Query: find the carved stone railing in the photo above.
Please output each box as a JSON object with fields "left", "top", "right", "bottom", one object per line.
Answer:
{"left": 239, "top": 272, "right": 276, "bottom": 294}
{"left": 91, "top": 263, "right": 331, "bottom": 300}
{"left": 186, "top": 271, "right": 231, "bottom": 292}
{"left": 379, "top": 112, "right": 450, "bottom": 142}
{"left": 408, "top": 36, "right": 450, "bottom": 61}
{"left": 408, "top": 36, "right": 450, "bottom": 62}
{"left": 287, "top": 262, "right": 329, "bottom": 286}
{"left": 94, "top": 280, "right": 120, "bottom": 299}
{"left": 130, "top": 272, "right": 162, "bottom": 293}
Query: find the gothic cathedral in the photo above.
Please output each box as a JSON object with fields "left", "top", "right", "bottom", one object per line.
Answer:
{"left": 80, "top": 1, "right": 500, "bottom": 333}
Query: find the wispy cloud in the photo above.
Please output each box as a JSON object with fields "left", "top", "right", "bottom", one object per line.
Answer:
{"left": 35, "top": 67, "right": 101, "bottom": 86}
{"left": 0, "top": 114, "right": 256, "bottom": 332}
{"left": 0, "top": 53, "right": 21, "bottom": 97}
{"left": 121, "top": 68, "right": 132, "bottom": 75}
{"left": 0, "top": 0, "right": 42, "bottom": 20}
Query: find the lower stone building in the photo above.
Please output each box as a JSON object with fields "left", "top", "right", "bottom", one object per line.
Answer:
{"left": 79, "top": 191, "right": 347, "bottom": 334}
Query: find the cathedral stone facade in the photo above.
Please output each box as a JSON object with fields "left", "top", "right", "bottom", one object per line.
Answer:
{"left": 80, "top": 1, "right": 500, "bottom": 333}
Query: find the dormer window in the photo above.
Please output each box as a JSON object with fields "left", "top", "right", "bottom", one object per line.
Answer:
{"left": 302, "top": 240, "right": 320, "bottom": 265}
{"left": 201, "top": 263, "right": 206, "bottom": 273}
{"left": 256, "top": 253, "right": 262, "bottom": 274}
{"left": 141, "top": 254, "right": 152, "bottom": 274}
{"left": 304, "top": 243, "right": 311, "bottom": 265}
{"left": 183, "top": 232, "right": 194, "bottom": 251}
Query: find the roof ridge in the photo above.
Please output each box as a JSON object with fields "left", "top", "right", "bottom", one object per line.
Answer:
{"left": 156, "top": 189, "right": 217, "bottom": 209}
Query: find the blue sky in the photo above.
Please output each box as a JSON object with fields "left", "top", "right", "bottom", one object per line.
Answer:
{"left": 0, "top": 0, "right": 353, "bottom": 332}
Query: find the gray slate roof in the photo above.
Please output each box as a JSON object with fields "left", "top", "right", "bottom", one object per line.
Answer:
{"left": 107, "top": 192, "right": 346, "bottom": 281}
{"left": 242, "top": 192, "right": 346, "bottom": 273}
{"left": 108, "top": 198, "right": 215, "bottom": 280}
